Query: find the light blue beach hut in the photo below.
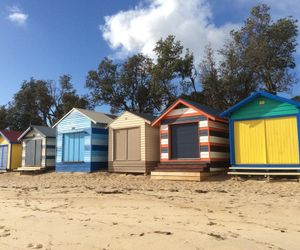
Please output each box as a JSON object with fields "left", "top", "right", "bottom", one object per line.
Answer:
{"left": 53, "top": 108, "right": 115, "bottom": 172}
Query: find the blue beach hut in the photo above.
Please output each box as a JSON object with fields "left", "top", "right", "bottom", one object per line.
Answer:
{"left": 53, "top": 108, "right": 115, "bottom": 172}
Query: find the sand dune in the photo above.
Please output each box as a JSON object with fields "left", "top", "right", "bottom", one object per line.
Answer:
{"left": 0, "top": 172, "right": 299, "bottom": 250}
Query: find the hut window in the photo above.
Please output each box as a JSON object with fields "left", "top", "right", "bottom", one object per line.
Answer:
{"left": 63, "top": 132, "right": 85, "bottom": 162}
{"left": 259, "top": 100, "right": 265, "bottom": 105}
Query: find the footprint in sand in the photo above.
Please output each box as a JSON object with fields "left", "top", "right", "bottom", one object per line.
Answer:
{"left": 0, "top": 226, "right": 11, "bottom": 237}
{"left": 27, "top": 243, "right": 43, "bottom": 249}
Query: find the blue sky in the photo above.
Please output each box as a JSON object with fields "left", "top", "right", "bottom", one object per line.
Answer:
{"left": 0, "top": 0, "right": 299, "bottom": 111}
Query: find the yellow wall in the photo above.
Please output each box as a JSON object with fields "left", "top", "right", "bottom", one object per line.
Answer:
{"left": 234, "top": 117, "right": 299, "bottom": 164}
{"left": 265, "top": 117, "right": 299, "bottom": 164}
{"left": 11, "top": 144, "right": 22, "bottom": 169}
{"left": 234, "top": 120, "right": 267, "bottom": 164}
{"left": 0, "top": 135, "right": 22, "bottom": 170}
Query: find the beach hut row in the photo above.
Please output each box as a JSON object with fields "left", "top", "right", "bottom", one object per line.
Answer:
{"left": 1, "top": 91, "right": 300, "bottom": 181}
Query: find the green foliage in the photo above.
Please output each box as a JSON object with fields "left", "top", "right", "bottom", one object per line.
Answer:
{"left": 52, "top": 75, "right": 92, "bottom": 124}
{"left": 198, "top": 4, "right": 298, "bottom": 110}
{"left": 86, "top": 35, "right": 196, "bottom": 114}
{"left": 151, "top": 35, "right": 196, "bottom": 108}
{"left": 0, "top": 106, "right": 9, "bottom": 130}
{"left": 86, "top": 55, "right": 154, "bottom": 113}
{"left": 231, "top": 4, "right": 298, "bottom": 94}
{"left": 7, "top": 76, "right": 91, "bottom": 131}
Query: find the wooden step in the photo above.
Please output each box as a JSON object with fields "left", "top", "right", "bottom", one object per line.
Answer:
{"left": 228, "top": 172, "right": 300, "bottom": 176}
{"left": 151, "top": 171, "right": 210, "bottom": 182}
{"left": 155, "top": 164, "right": 207, "bottom": 172}
{"left": 17, "top": 167, "right": 46, "bottom": 172}
{"left": 230, "top": 167, "right": 300, "bottom": 170}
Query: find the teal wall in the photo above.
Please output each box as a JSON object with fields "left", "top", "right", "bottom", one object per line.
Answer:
{"left": 231, "top": 97, "right": 299, "bottom": 120}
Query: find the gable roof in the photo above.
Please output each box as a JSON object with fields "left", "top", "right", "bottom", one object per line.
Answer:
{"left": 220, "top": 91, "right": 300, "bottom": 118}
{"left": 52, "top": 108, "right": 117, "bottom": 128}
{"left": 18, "top": 125, "right": 56, "bottom": 140}
{"left": 182, "top": 99, "right": 222, "bottom": 117}
{"left": 0, "top": 130, "right": 22, "bottom": 143}
{"left": 109, "top": 111, "right": 156, "bottom": 127}
{"left": 152, "top": 98, "right": 225, "bottom": 127}
{"left": 129, "top": 112, "right": 156, "bottom": 122}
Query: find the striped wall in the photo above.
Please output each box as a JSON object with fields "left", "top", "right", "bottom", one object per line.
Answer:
{"left": 159, "top": 108, "right": 229, "bottom": 162}
{"left": 166, "top": 107, "right": 198, "bottom": 117}
{"left": 21, "top": 129, "right": 56, "bottom": 169}
{"left": 56, "top": 110, "right": 109, "bottom": 172}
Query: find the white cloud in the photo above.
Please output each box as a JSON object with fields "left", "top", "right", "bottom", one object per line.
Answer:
{"left": 101, "top": 0, "right": 238, "bottom": 64}
{"left": 7, "top": 6, "right": 28, "bottom": 25}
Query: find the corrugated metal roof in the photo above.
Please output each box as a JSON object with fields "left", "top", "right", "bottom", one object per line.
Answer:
{"left": 52, "top": 108, "right": 117, "bottom": 127}
{"left": 0, "top": 130, "right": 22, "bottom": 143}
{"left": 129, "top": 112, "right": 156, "bottom": 122}
{"left": 18, "top": 125, "right": 56, "bottom": 140}
{"left": 33, "top": 126, "right": 56, "bottom": 137}
{"left": 75, "top": 108, "right": 116, "bottom": 124}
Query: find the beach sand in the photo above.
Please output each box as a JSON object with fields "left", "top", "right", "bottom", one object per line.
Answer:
{"left": 0, "top": 172, "right": 299, "bottom": 250}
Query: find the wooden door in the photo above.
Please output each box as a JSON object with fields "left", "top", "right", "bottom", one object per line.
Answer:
{"left": 114, "top": 129, "right": 127, "bottom": 160}
{"left": 0, "top": 145, "right": 8, "bottom": 170}
{"left": 25, "top": 140, "right": 42, "bottom": 166}
{"left": 25, "top": 140, "right": 35, "bottom": 166}
{"left": 234, "top": 120, "right": 267, "bottom": 164}
{"left": 34, "top": 140, "right": 42, "bottom": 166}
{"left": 127, "top": 128, "right": 140, "bottom": 160}
{"left": 265, "top": 117, "right": 299, "bottom": 164}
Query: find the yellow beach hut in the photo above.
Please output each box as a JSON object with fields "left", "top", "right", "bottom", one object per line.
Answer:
{"left": 0, "top": 130, "right": 22, "bottom": 171}
{"left": 221, "top": 91, "right": 300, "bottom": 179}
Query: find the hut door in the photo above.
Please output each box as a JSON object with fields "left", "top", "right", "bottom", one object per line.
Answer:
{"left": 170, "top": 123, "right": 199, "bottom": 159}
{"left": 265, "top": 117, "right": 299, "bottom": 164}
{"left": 234, "top": 120, "right": 267, "bottom": 164}
{"left": 234, "top": 117, "right": 299, "bottom": 164}
{"left": 25, "top": 141, "right": 35, "bottom": 166}
{"left": 127, "top": 128, "right": 140, "bottom": 161}
{"left": 35, "top": 140, "right": 42, "bottom": 166}
{"left": 25, "top": 140, "right": 42, "bottom": 166}
{"left": 0, "top": 145, "right": 8, "bottom": 170}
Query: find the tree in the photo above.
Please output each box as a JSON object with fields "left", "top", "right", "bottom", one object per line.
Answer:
{"left": 231, "top": 4, "right": 298, "bottom": 94}
{"left": 86, "top": 36, "right": 196, "bottom": 114}
{"left": 151, "top": 35, "right": 196, "bottom": 110}
{"left": 7, "top": 76, "right": 91, "bottom": 130}
{"left": 86, "top": 55, "right": 155, "bottom": 114}
{"left": 52, "top": 75, "right": 92, "bottom": 124}
{"left": 199, "top": 46, "right": 226, "bottom": 110}
{"left": 218, "top": 41, "right": 257, "bottom": 108}
{"left": 0, "top": 106, "right": 9, "bottom": 130}
{"left": 7, "top": 79, "right": 46, "bottom": 130}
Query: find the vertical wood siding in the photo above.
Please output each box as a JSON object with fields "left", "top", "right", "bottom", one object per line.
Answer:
{"left": 234, "top": 117, "right": 299, "bottom": 164}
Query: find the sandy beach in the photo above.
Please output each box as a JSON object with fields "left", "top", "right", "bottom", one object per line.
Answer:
{"left": 0, "top": 172, "right": 299, "bottom": 250}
